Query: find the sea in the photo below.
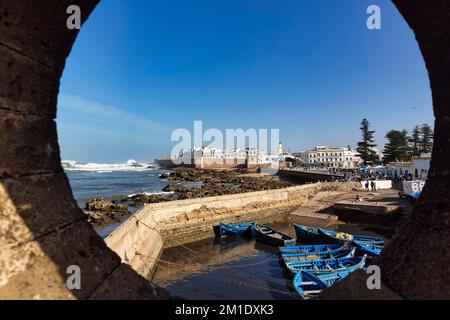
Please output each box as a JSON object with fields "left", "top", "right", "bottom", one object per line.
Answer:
{"left": 63, "top": 160, "right": 173, "bottom": 208}
{"left": 62, "top": 160, "right": 196, "bottom": 237}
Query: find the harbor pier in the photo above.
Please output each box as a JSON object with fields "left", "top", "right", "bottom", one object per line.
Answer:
{"left": 104, "top": 182, "right": 359, "bottom": 279}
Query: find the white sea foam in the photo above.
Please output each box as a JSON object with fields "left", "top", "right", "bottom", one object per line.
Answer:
{"left": 62, "top": 159, "right": 156, "bottom": 172}
{"left": 126, "top": 191, "right": 175, "bottom": 197}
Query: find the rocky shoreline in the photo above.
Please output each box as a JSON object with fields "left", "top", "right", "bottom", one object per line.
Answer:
{"left": 83, "top": 198, "right": 129, "bottom": 226}
{"left": 84, "top": 167, "right": 295, "bottom": 226}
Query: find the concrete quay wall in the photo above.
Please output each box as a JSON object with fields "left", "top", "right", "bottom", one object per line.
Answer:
{"left": 105, "top": 182, "right": 360, "bottom": 278}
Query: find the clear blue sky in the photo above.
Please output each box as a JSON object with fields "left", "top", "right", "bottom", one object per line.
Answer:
{"left": 57, "top": 0, "right": 434, "bottom": 163}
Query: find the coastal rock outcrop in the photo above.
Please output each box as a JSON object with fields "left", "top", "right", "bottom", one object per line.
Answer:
{"left": 120, "top": 193, "right": 172, "bottom": 207}
{"left": 162, "top": 183, "right": 192, "bottom": 193}
{"left": 84, "top": 199, "right": 129, "bottom": 225}
{"left": 159, "top": 167, "right": 294, "bottom": 200}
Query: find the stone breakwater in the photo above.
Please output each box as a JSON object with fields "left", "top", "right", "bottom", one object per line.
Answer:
{"left": 105, "top": 182, "right": 360, "bottom": 279}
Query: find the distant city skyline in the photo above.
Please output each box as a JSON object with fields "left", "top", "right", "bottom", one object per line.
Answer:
{"left": 57, "top": 0, "right": 434, "bottom": 163}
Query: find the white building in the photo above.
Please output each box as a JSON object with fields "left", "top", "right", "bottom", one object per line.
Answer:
{"left": 343, "top": 149, "right": 363, "bottom": 169}
{"left": 246, "top": 144, "right": 284, "bottom": 169}
{"left": 387, "top": 161, "right": 412, "bottom": 178}
{"left": 412, "top": 153, "right": 431, "bottom": 180}
{"left": 300, "top": 146, "right": 361, "bottom": 169}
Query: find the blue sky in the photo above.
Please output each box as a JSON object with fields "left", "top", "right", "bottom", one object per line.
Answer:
{"left": 57, "top": 0, "right": 434, "bottom": 163}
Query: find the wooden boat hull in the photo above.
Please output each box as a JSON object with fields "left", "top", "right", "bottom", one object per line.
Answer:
{"left": 352, "top": 240, "right": 383, "bottom": 256}
{"left": 318, "top": 228, "right": 384, "bottom": 245}
{"left": 279, "top": 243, "right": 343, "bottom": 254}
{"left": 254, "top": 224, "right": 295, "bottom": 247}
{"left": 293, "top": 224, "right": 322, "bottom": 243}
{"left": 282, "top": 247, "right": 356, "bottom": 265}
{"left": 285, "top": 255, "right": 366, "bottom": 276}
{"left": 293, "top": 267, "right": 360, "bottom": 299}
{"left": 216, "top": 222, "right": 255, "bottom": 238}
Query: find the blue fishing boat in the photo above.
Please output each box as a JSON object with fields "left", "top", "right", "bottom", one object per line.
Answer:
{"left": 285, "top": 255, "right": 366, "bottom": 276}
{"left": 279, "top": 243, "right": 343, "bottom": 254}
{"left": 282, "top": 247, "right": 356, "bottom": 264}
{"left": 352, "top": 240, "right": 383, "bottom": 256}
{"left": 293, "top": 267, "right": 360, "bottom": 299}
{"left": 254, "top": 224, "right": 296, "bottom": 247}
{"left": 407, "top": 191, "right": 421, "bottom": 202}
{"left": 293, "top": 224, "right": 322, "bottom": 243}
{"left": 215, "top": 222, "right": 255, "bottom": 238}
{"left": 318, "top": 228, "right": 384, "bottom": 245}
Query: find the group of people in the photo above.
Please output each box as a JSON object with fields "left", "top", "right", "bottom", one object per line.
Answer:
{"left": 392, "top": 174, "right": 414, "bottom": 187}
{"left": 364, "top": 180, "right": 377, "bottom": 192}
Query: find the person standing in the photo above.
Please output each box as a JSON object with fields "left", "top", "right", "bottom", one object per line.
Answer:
{"left": 371, "top": 180, "right": 376, "bottom": 192}
{"left": 365, "top": 180, "right": 370, "bottom": 192}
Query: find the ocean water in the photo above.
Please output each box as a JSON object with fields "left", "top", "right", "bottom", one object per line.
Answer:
{"left": 65, "top": 168, "right": 172, "bottom": 208}
{"left": 62, "top": 160, "right": 201, "bottom": 237}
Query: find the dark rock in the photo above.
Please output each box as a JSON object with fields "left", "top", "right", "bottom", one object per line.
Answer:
{"left": 162, "top": 183, "right": 191, "bottom": 193}
{"left": 84, "top": 199, "right": 128, "bottom": 225}
{"left": 121, "top": 193, "right": 172, "bottom": 207}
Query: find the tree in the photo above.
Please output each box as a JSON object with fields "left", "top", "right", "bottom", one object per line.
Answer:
{"left": 357, "top": 119, "right": 380, "bottom": 165}
{"left": 410, "top": 125, "right": 421, "bottom": 157}
{"left": 420, "top": 123, "right": 433, "bottom": 154}
{"left": 383, "top": 130, "right": 412, "bottom": 163}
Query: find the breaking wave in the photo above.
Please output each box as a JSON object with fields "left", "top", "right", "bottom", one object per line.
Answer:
{"left": 61, "top": 159, "right": 156, "bottom": 172}
{"left": 126, "top": 191, "right": 175, "bottom": 197}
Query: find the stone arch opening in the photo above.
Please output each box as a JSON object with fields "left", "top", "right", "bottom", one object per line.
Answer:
{"left": 0, "top": 0, "right": 448, "bottom": 299}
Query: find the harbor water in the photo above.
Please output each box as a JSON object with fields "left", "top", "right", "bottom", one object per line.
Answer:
{"left": 151, "top": 219, "right": 392, "bottom": 300}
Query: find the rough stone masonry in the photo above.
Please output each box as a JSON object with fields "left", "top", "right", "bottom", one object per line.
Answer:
{"left": 0, "top": 0, "right": 448, "bottom": 299}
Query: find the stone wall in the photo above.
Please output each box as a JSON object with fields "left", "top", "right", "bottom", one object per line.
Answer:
{"left": 105, "top": 182, "right": 360, "bottom": 278}
{"left": 1, "top": 0, "right": 448, "bottom": 300}
{"left": 0, "top": 0, "right": 168, "bottom": 300}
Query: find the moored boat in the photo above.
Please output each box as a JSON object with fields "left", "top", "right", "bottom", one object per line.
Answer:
{"left": 293, "top": 267, "right": 360, "bottom": 299}
{"left": 318, "top": 228, "right": 384, "bottom": 245}
{"left": 281, "top": 247, "right": 356, "bottom": 264}
{"left": 352, "top": 240, "right": 383, "bottom": 256}
{"left": 254, "top": 224, "right": 296, "bottom": 247}
{"left": 214, "top": 222, "right": 255, "bottom": 238}
{"left": 279, "top": 243, "right": 343, "bottom": 254}
{"left": 293, "top": 224, "right": 322, "bottom": 243}
{"left": 285, "top": 255, "right": 366, "bottom": 276}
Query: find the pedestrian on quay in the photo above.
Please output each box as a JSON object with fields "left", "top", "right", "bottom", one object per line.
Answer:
{"left": 371, "top": 180, "right": 376, "bottom": 192}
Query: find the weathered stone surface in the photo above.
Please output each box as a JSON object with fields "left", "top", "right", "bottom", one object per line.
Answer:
{"left": 0, "top": 172, "right": 82, "bottom": 246}
{"left": 373, "top": 0, "right": 450, "bottom": 300}
{"left": 0, "top": 220, "right": 122, "bottom": 299}
{"left": 320, "top": 269, "right": 402, "bottom": 300}
{"left": 0, "top": 239, "right": 76, "bottom": 300}
{"left": 0, "top": 1, "right": 99, "bottom": 73}
{"left": 0, "top": 0, "right": 168, "bottom": 300}
{"left": 0, "top": 46, "right": 59, "bottom": 118}
{"left": 35, "top": 220, "right": 123, "bottom": 299}
{"left": 89, "top": 264, "right": 171, "bottom": 300}
{"left": 0, "top": 110, "right": 62, "bottom": 177}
